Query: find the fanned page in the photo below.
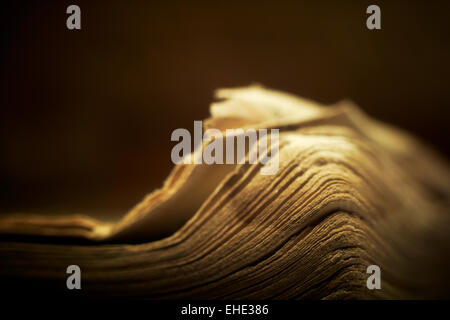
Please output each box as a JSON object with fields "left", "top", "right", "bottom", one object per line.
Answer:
{"left": 1, "top": 86, "right": 449, "bottom": 299}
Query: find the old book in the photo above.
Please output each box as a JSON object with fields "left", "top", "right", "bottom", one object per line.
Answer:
{"left": 0, "top": 86, "right": 449, "bottom": 299}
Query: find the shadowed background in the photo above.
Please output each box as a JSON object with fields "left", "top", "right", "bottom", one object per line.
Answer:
{"left": 1, "top": 0, "right": 449, "bottom": 219}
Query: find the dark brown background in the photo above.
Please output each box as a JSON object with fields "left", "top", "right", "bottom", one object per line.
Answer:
{"left": 1, "top": 0, "right": 449, "bottom": 219}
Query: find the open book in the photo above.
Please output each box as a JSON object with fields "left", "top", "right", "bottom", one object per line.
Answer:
{"left": 1, "top": 86, "right": 449, "bottom": 299}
